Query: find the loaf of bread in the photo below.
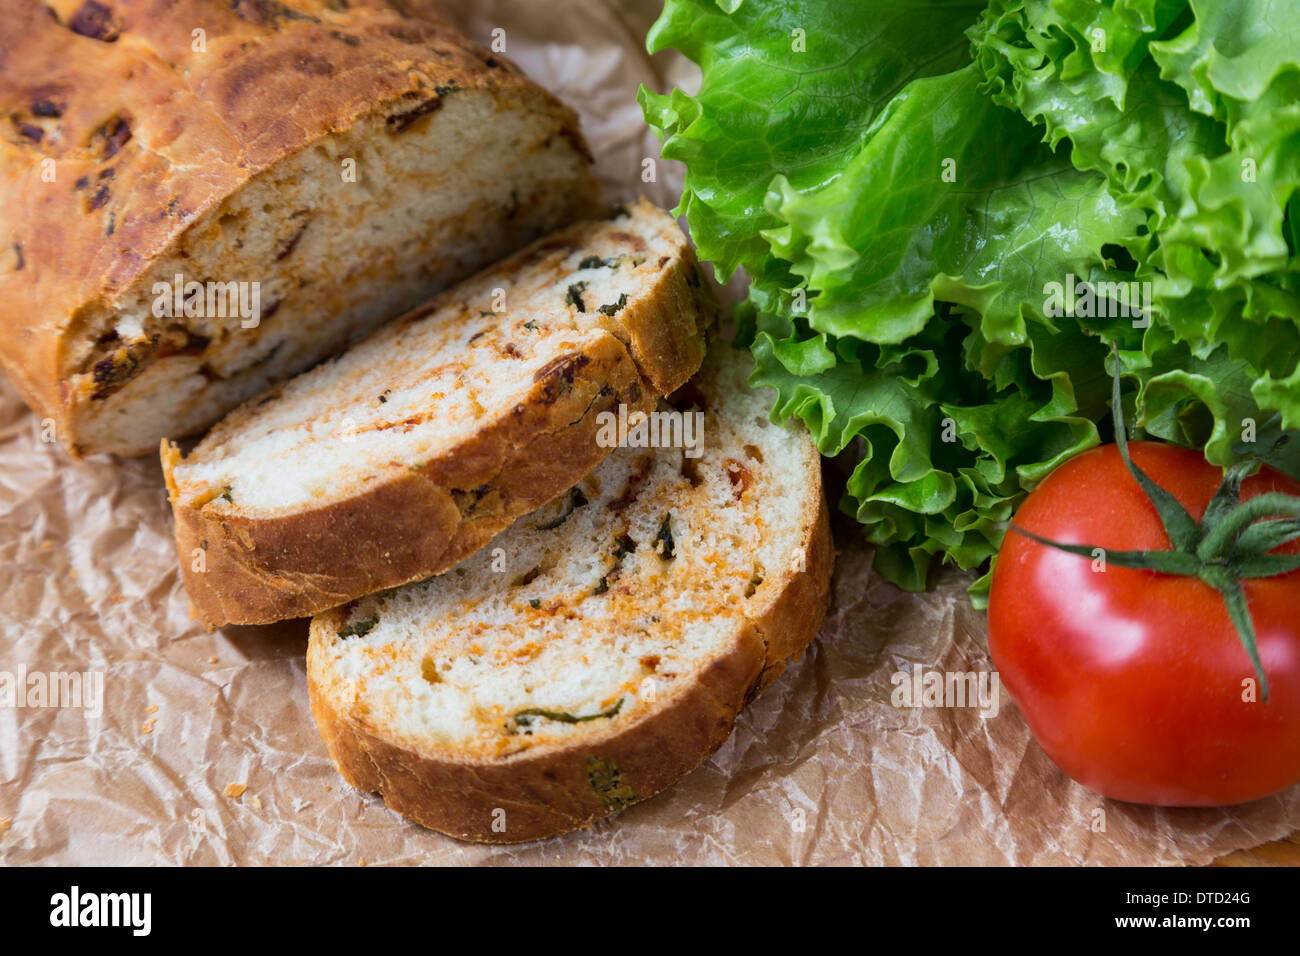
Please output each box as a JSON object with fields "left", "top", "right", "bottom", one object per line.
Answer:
{"left": 307, "top": 346, "right": 833, "bottom": 843}
{"left": 163, "top": 199, "right": 713, "bottom": 627}
{"left": 0, "top": 0, "right": 599, "bottom": 456}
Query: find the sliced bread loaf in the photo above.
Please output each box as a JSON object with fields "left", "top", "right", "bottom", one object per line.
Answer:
{"left": 0, "top": 0, "right": 599, "bottom": 457}
{"left": 163, "top": 200, "right": 713, "bottom": 627}
{"left": 306, "top": 347, "right": 833, "bottom": 843}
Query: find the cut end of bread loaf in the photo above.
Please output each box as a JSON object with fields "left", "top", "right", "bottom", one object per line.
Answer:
{"left": 64, "top": 88, "right": 597, "bottom": 457}
{"left": 165, "top": 199, "right": 714, "bottom": 627}
{"left": 0, "top": 0, "right": 600, "bottom": 457}
{"left": 307, "top": 347, "right": 833, "bottom": 843}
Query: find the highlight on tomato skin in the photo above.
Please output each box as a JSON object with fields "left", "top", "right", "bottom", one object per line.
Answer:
{"left": 987, "top": 441, "right": 1300, "bottom": 807}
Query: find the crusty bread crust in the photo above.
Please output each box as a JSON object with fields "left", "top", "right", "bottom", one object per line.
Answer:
{"left": 306, "top": 431, "right": 834, "bottom": 844}
{"left": 586, "top": 216, "right": 710, "bottom": 396}
{"left": 0, "top": 0, "right": 596, "bottom": 456}
{"left": 163, "top": 205, "right": 714, "bottom": 627}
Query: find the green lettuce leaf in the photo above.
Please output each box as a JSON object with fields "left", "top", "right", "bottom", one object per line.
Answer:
{"left": 639, "top": 0, "right": 986, "bottom": 282}
{"left": 970, "top": 0, "right": 1300, "bottom": 424}
{"left": 643, "top": 0, "right": 1300, "bottom": 605}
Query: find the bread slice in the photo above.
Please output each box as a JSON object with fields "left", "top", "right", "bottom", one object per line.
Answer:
{"left": 0, "top": 0, "right": 598, "bottom": 457}
{"left": 306, "top": 347, "right": 833, "bottom": 843}
{"left": 163, "top": 200, "right": 713, "bottom": 627}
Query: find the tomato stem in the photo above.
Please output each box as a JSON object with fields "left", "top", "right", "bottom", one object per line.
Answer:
{"left": 1006, "top": 345, "right": 1300, "bottom": 702}
{"left": 1235, "top": 518, "right": 1300, "bottom": 557}
{"left": 1196, "top": 494, "right": 1300, "bottom": 562}
{"left": 1108, "top": 350, "right": 1199, "bottom": 551}
{"left": 1216, "top": 578, "right": 1269, "bottom": 701}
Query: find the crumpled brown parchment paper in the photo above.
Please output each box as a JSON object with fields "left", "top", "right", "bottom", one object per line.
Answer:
{"left": 1, "top": 0, "right": 1297, "bottom": 866}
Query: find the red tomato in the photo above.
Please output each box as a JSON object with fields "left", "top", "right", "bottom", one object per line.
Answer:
{"left": 987, "top": 441, "right": 1300, "bottom": 806}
